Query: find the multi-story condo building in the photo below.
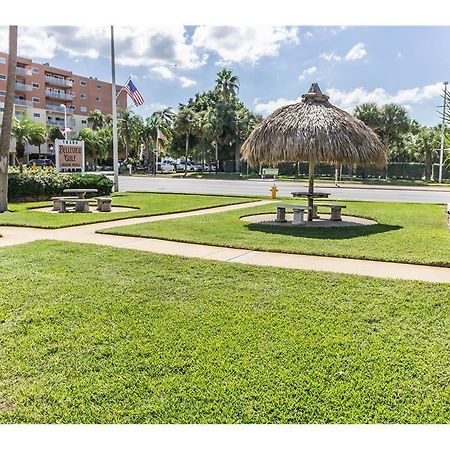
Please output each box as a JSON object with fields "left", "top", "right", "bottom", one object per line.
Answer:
{"left": 0, "top": 51, "right": 127, "bottom": 163}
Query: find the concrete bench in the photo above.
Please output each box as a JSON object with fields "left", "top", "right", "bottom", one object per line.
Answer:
{"left": 51, "top": 196, "right": 78, "bottom": 211}
{"left": 58, "top": 198, "right": 91, "bottom": 213}
{"left": 276, "top": 204, "right": 311, "bottom": 225}
{"left": 313, "top": 204, "right": 346, "bottom": 221}
{"left": 96, "top": 197, "right": 112, "bottom": 212}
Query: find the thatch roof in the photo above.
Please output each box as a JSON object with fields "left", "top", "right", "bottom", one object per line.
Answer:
{"left": 242, "top": 83, "right": 387, "bottom": 167}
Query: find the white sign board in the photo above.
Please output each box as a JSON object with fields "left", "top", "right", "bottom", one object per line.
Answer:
{"left": 55, "top": 139, "right": 85, "bottom": 173}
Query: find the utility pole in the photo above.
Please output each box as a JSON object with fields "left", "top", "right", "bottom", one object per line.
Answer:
{"left": 438, "top": 81, "right": 448, "bottom": 184}
{"left": 111, "top": 25, "right": 119, "bottom": 192}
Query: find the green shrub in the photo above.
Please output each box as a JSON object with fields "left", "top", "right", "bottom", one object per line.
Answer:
{"left": 7, "top": 167, "right": 113, "bottom": 201}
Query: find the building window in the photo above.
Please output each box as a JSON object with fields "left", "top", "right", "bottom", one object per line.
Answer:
{"left": 32, "top": 67, "right": 39, "bottom": 73}
{"left": 96, "top": 97, "right": 100, "bottom": 102}
{"left": 0, "top": 90, "right": 5, "bottom": 96}
{"left": 69, "top": 92, "right": 75, "bottom": 97}
{"left": 32, "top": 97, "right": 40, "bottom": 103}
{"left": 0, "top": 107, "right": 3, "bottom": 112}
{"left": 96, "top": 84, "right": 101, "bottom": 89}
{"left": 0, "top": 57, "right": 6, "bottom": 64}
{"left": 80, "top": 94, "right": 87, "bottom": 99}
{"left": 32, "top": 82, "right": 39, "bottom": 88}
{"left": 81, "top": 119, "right": 87, "bottom": 124}
{"left": 80, "top": 106, "right": 87, "bottom": 112}
{"left": 33, "top": 112, "right": 40, "bottom": 118}
{"left": 15, "top": 111, "right": 24, "bottom": 117}
{"left": 80, "top": 80, "right": 86, "bottom": 86}
{"left": 0, "top": 74, "right": 6, "bottom": 80}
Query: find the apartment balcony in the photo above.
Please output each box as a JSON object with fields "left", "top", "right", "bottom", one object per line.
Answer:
{"left": 16, "top": 66, "right": 32, "bottom": 76}
{"left": 14, "top": 98, "right": 33, "bottom": 107}
{"left": 15, "top": 82, "right": 33, "bottom": 92}
{"left": 45, "top": 90, "right": 73, "bottom": 101}
{"left": 45, "top": 104, "right": 66, "bottom": 113}
{"left": 46, "top": 118, "right": 75, "bottom": 127}
{"left": 45, "top": 75, "right": 73, "bottom": 87}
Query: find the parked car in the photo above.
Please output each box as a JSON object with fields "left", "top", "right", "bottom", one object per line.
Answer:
{"left": 176, "top": 161, "right": 196, "bottom": 172}
{"left": 197, "top": 162, "right": 216, "bottom": 172}
{"left": 27, "top": 158, "right": 53, "bottom": 168}
{"left": 156, "top": 162, "right": 176, "bottom": 173}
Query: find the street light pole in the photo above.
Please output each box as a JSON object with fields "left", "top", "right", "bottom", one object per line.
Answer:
{"left": 60, "top": 103, "right": 67, "bottom": 140}
{"left": 438, "top": 81, "right": 448, "bottom": 184}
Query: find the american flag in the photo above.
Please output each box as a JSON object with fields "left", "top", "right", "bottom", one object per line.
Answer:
{"left": 157, "top": 129, "right": 168, "bottom": 143}
{"left": 123, "top": 79, "right": 144, "bottom": 106}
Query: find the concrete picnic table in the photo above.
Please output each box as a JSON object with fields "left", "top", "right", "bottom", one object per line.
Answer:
{"left": 63, "top": 188, "right": 98, "bottom": 199}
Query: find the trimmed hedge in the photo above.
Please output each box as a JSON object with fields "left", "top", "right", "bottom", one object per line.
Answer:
{"left": 8, "top": 168, "right": 113, "bottom": 201}
{"left": 262, "top": 162, "right": 449, "bottom": 180}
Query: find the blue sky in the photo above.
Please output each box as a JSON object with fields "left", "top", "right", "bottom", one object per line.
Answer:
{"left": 1, "top": 25, "right": 449, "bottom": 125}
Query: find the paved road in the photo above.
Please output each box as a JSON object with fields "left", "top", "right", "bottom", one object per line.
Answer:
{"left": 115, "top": 176, "right": 450, "bottom": 204}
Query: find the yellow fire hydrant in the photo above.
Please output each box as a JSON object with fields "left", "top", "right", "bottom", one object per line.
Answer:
{"left": 271, "top": 184, "right": 278, "bottom": 199}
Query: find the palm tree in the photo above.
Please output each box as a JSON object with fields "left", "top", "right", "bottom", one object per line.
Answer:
{"left": 29, "top": 122, "right": 48, "bottom": 158}
{"left": 118, "top": 109, "right": 135, "bottom": 158}
{"left": 202, "top": 106, "right": 224, "bottom": 173}
{"left": 154, "top": 107, "right": 175, "bottom": 127}
{"left": 174, "top": 107, "right": 199, "bottom": 176}
{"left": 407, "top": 126, "right": 441, "bottom": 180}
{"left": 87, "top": 110, "right": 106, "bottom": 130}
{"left": 215, "top": 69, "right": 239, "bottom": 102}
{"left": 75, "top": 128, "right": 108, "bottom": 169}
{"left": 0, "top": 25, "right": 17, "bottom": 212}
{"left": 354, "top": 103, "right": 382, "bottom": 132}
{"left": 12, "top": 117, "right": 36, "bottom": 161}
{"left": 48, "top": 125, "right": 64, "bottom": 144}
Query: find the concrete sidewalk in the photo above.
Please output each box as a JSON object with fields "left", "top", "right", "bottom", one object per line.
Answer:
{"left": 1, "top": 200, "right": 450, "bottom": 283}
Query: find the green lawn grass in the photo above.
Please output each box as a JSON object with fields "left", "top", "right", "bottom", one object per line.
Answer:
{"left": 101, "top": 200, "right": 450, "bottom": 267}
{"left": 0, "top": 193, "right": 254, "bottom": 229}
{"left": 0, "top": 241, "right": 449, "bottom": 423}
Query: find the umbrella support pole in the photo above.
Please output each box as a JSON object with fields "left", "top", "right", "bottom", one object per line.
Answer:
{"left": 308, "top": 162, "right": 315, "bottom": 221}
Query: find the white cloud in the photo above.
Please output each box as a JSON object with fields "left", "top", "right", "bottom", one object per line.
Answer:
{"left": 254, "top": 97, "right": 302, "bottom": 115}
{"left": 149, "top": 66, "right": 196, "bottom": 88}
{"left": 327, "top": 82, "right": 443, "bottom": 111}
{"left": 0, "top": 26, "right": 206, "bottom": 70}
{"left": 0, "top": 27, "right": 57, "bottom": 59}
{"left": 179, "top": 76, "right": 196, "bottom": 88}
{"left": 319, "top": 52, "right": 341, "bottom": 62}
{"left": 192, "top": 26, "right": 299, "bottom": 64}
{"left": 150, "top": 66, "right": 175, "bottom": 80}
{"left": 345, "top": 42, "right": 367, "bottom": 61}
{"left": 303, "top": 31, "right": 314, "bottom": 39}
{"left": 298, "top": 66, "right": 318, "bottom": 80}
{"left": 254, "top": 82, "right": 443, "bottom": 116}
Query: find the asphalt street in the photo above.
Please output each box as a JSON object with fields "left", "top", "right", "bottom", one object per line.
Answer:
{"left": 114, "top": 175, "right": 450, "bottom": 204}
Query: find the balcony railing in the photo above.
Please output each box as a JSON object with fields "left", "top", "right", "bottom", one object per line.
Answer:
{"left": 45, "top": 75, "right": 73, "bottom": 87}
{"left": 15, "top": 82, "right": 33, "bottom": 92}
{"left": 46, "top": 118, "right": 75, "bottom": 127}
{"left": 45, "top": 90, "right": 73, "bottom": 100}
{"left": 14, "top": 98, "right": 33, "bottom": 107}
{"left": 45, "top": 104, "right": 67, "bottom": 113}
{"left": 16, "top": 66, "right": 32, "bottom": 76}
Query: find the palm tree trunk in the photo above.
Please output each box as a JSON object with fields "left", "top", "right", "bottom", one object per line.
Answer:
{"left": 235, "top": 142, "right": 241, "bottom": 173}
{"left": 184, "top": 133, "right": 189, "bottom": 177}
{"left": 424, "top": 150, "right": 432, "bottom": 181}
{"left": 0, "top": 26, "right": 18, "bottom": 213}
{"left": 215, "top": 142, "right": 219, "bottom": 174}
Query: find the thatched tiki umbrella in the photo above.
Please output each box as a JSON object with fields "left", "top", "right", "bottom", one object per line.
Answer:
{"left": 242, "top": 83, "right": 387, "bottom": 221}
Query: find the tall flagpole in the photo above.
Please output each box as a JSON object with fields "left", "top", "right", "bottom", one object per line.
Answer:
{"left": 438, "top": 81, "right": 448, "bottom": 184}
{"left": 111, "top": 25, "right": 119, "bottom": 192}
